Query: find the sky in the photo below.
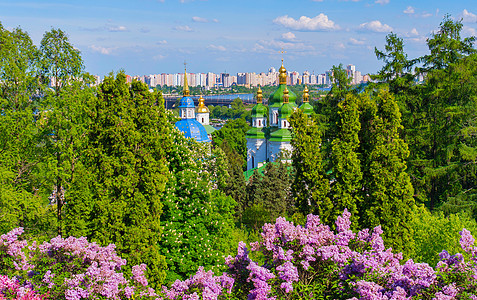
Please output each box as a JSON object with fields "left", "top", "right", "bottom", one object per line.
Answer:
{"left": 1, "top": 0, "right": 476, "bottom": 77}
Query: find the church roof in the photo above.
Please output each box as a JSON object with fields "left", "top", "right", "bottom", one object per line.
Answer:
{"left": 197, "top": 96, "right": 210, "bottom": 113}
{"left": 269, "top": 84, "right": 297, "bottom": 107}
{"left": 175, "top": 119, "right": 211, "bottom": 143}
{"left": 178, "top": 96, "right": 195, "bottom": 108}
{"left": 299, "top": 102, "right": 314, "bottom": 115}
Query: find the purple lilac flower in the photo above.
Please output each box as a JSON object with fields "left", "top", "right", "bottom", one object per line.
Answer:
{"left": 276, "top": 261, "right": 299, "bottom": 293}
{"left": 246, "top": 261, "right": 276, "bottom": 300}
{"left": 132, "top": 264, "right": 148, "bottom": 287}
{"left": 460, "top": 228, "right": 475, "bottom": 253}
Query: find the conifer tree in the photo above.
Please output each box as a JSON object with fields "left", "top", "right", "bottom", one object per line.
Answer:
{"left": 359, "top": 89, "right": 415, "bottom": 255}
{"left": 289, "top": 109, "right": 330, "bottom": 220}
{"left": 66, "top": 72, "right": 171, "bottom": 285}
{"left": 329, "top": 93, "right": 362, "bottom": 227}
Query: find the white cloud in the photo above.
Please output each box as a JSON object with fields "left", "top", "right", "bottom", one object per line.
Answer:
{"left": 192, "top": 16, "right": 208, "bottom": 23}
{"left": 90, "top": 45, "right": 113, "bottom": 55}
{"left": 462, "top": 9, "right": 477, "bottom": 23}
{"left": 409, "top": 36, "right": 426, "bottom": 44}
{"left": 153, "top": 54, "right": 166, "bottom": 60}
{"left": 408, "top": 28, "right": 419, "bottom": 36}
{"left": 359, "top": 20, "right": 392, "bottom": 33}
{"left": 107, "top": 25, "right": 127, "bottom": 32}
{"left": 463, "top": 26, "right": 477, "bottom": 36}
{"left": 404, "top": 6, "right": 414, "bottom": 14}
{"left": 281, "top": 32, "right": 296, "bottom": 41}
{"left": 375, "top": 0, "right": 389, "bottom": 4}
{"left": 208, "top": 44, "right": 226, "bottom": 51}
{"left": 349, "top": 37, "right": 365, "bottom": 45}
{"left": 421, "top": 12, "right": 432, "bottom": 18}
{"left": 253, "top": 39, "right": 314, "bottom": 53}
{"left": 173, "top": 25, "right": 193, "bottom": 32}
{"left": 157, "top": 40, "right": 168, "bottom": 45}
{"left": 273, "top": 13, "right": 340, "bottom": 31}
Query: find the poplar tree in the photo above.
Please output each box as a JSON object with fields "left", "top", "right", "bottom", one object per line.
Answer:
{"left": 0, "top": 24, "right": 55, "bottom": 236}
{"left": 39, "top": 28, "right": 88, "bottom": 235}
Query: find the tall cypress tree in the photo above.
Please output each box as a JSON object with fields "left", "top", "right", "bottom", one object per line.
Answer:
{"left": 289, "top": 109, "right": 330, "bottom": 220}
{"left": 66, "top": 72, "right": 171, "bottom": 285}
{"left": 329, "top": 93, "right": 362, "bottom": 227}
{"left": 359, "top": 89, "right": 415, "bottom": 255}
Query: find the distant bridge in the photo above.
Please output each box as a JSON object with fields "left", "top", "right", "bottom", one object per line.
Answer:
{"left": 163, "top": 94, "right": 258, "bottom": 109}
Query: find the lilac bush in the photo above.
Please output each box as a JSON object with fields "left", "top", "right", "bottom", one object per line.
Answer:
{"left": 3, "top": 209, "right": 477, "bottom": 299}
{"left": 0, "top": 229, "right": 156, "bottom": 299}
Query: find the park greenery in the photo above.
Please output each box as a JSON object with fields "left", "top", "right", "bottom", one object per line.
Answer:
{"left": 1, "top": 14, "right": 477, "bottom": 299}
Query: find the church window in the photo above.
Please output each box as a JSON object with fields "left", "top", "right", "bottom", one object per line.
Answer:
{"left": 202, "top": 118, "right": 204, "bottom": 123}
{"left": 258, "top": 120, "right": 261, "bottom": 127}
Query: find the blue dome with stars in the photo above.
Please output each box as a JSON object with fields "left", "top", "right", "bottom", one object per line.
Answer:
{"left": 175, "top": 119, "right": 211, "bottom": 143}
{"left": 179, "top": 96, "right": 195, "bottom": 108}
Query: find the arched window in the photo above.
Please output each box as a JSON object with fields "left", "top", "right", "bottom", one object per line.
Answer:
{"left": 258, "top": 119, "right": 261, "bottom": 127}
{"left": 202, "top": 118, "right": 204, "bottom": 123}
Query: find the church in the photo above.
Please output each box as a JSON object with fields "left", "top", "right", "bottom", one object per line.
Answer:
{"left": 174, "top": 66, "right": 215, "bottom": 143}
{"left": 245, "top": 60, "right": 313, "bottom": 171}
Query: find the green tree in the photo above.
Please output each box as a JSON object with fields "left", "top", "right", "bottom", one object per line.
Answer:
{"left": 38, "top": 28, "right": 89, "bottom": 235}
{"left": 0, "top": 23, "right": 56, "bottom": 238}
{"left": 289, "top": 109, "right": 330, "bottom": 219}
{"left": 39, "top": 28, "right": 83, "bottom": 96}
{"left": 359, "top": 89, "right": 415, "bottom": 256}
{"left": 420, "top": 15, "right": 476, "bottom": 71}
{"left": 411, "top": 205, "right": 477, "bottom": 266}
{"left": 160, "top": 127, "right": 236, "bottom": 283}
{"left": 329, "top": 93, "right": 363, "bottom": 227}
{"left": 244, "top": 161, "right": 292, "bottom": 229}
{"left": 65, "top": 73, "right": 171, "bottom": 286}
{"left": 317, "top": 64, "right": 353, "bottom": 168}
{"left": 212, "top": 118, "right": 250, "bottom": 164}
{"left": 373, "top": 32, "right": 416, "bottom": 95}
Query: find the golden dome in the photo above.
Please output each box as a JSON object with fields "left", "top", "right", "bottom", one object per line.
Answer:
{"left": 283, "top": 87, "right": 289, "bottom": 103}
{"left": 303, "top": 85, "right": 310, "bottom": 103}
{"left": 197, "top": 95, "right": 209, "bottom": 113}
{"left": 257, "top": 86, "right": 263, "bottom": 104}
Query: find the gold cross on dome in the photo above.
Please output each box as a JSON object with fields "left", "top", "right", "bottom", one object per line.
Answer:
{"left": 279, "top": 49, "right": 287, "bottom": 63}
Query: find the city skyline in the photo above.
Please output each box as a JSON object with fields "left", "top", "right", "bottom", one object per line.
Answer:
{"left": 1, "top": 0, "right": 476, "bottom": 77}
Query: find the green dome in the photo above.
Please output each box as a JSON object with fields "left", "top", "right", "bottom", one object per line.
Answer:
{"left": 269, "top": 84, "right": 297, "bottom": 107}
{"left": 251, "top": 103, "right": 267, "bottom": 118}
{"left": 299, "top": 102, "right": 314, "bottom": 115}
{"left": 279, "top": 102, "right": 294, "bottom": 119}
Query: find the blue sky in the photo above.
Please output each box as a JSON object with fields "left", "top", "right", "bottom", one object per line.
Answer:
{"left": 1, "top": 0, "right": 476, "bottom": 77}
